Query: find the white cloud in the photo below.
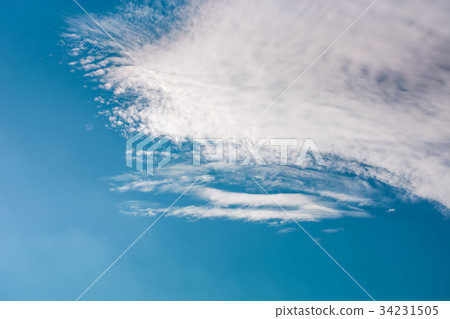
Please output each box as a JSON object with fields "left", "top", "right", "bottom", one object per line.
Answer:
{"left": 168, "top": 206, "right": 365, "bottom": 222}
{"left": 278, "top": 227, "right": 296, "bottom": 235}
{"left": 117, "top": 200, "right": 157, "bottom": 217}
{"left": 65, "top": 0, "right": 450, "bottom": 216}
{"left": 321, "top": 228, "right": 345, "bottom": 234}
{"left": 108, "top": 164, "right": 373, "bottom": 223}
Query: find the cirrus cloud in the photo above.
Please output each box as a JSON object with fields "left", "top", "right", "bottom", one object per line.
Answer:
{"left": 64, "top": 0, "right": 450, "bottom": 218}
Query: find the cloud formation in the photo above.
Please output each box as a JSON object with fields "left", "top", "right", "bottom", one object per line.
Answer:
{"left": 110, "top": 163, "right": 379, "bottom": 222}
{"left": 64, "top": 0, "right": 450, "bottom": 218}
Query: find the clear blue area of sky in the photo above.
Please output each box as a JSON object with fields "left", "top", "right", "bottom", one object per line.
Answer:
{"left": 0, "top": 0, "right": 449, "bottom": 301}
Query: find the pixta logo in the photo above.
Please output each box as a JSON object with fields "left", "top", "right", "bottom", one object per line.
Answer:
{"left": 126, "top": 132, "right": 171, "bottom": 175}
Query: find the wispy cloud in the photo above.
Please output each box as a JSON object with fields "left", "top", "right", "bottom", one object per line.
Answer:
{"left": 117, "top": 200, "right": 157, "bottom": 217}
{"left": 278, "top": 227, "right": 297, "bottom": 235}
{"left": 65, "top": 0, "right": 450, "bottom": 216}
{"left": 108, "top": 164, "right": 375, "bottom": 223}
{"left": 321, "top": 228, "right": 345, "bottom": 234}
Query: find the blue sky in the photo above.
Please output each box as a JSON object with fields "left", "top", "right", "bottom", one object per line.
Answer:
{"left": 1, "top": 0, "right": 450, "bottom": 301}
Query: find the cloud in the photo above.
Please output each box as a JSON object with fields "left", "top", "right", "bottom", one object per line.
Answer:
{"left": 108, "top": 163, "right": 375, "bottom": 223}
{"left": 321, "top": 228, "right": 345, "bottom": 234}
{"left": 64, "top": 0, "right": 450, "bottom": 217}
{"left": 278, "top": 227, "right": 297, "bottom": 235}
{"left": 117, "top": 197, "right": 368, "bottom": 223}
{"left": 117, "top": 200, "right": 157, "bottom": 217}
{"left": 84, "top": 123, "right": 94, "bottom": 131}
